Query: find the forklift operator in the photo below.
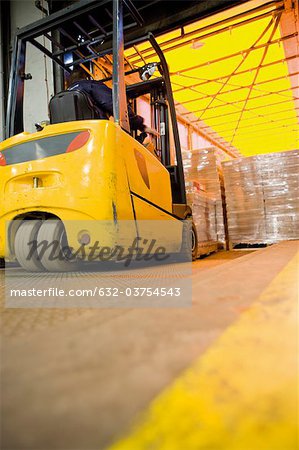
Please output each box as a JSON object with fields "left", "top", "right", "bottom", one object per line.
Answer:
{"left": 67, "top": 67, "right": 158, "bottom": 137}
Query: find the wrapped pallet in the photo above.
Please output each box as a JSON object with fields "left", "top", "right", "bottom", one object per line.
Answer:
{"left": 186, "top": 189, "right": 217, "bottom": 238}
{"left": 183, "top": 148, "right": 226, "bottom": 254}
{"left": 222, "top": 149, "right": 299, "bottom": 245}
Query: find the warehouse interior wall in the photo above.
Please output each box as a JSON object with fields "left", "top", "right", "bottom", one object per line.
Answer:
{"left": 9, "top": 1, "right": 54, "bottom": 133}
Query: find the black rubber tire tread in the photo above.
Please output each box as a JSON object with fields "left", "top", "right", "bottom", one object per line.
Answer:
{"left": 181, "top": 219, "right": 198, "bottom": 261}
{"left": 15, "top": 220, "right": 44, "bottom": 272}
{"left": 191, "top": 221, "right": 199, "bottom": 261}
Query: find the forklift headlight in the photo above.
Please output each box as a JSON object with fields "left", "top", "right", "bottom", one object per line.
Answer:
{"left": 139, "top": 63, "right": 158, "bottom": 81}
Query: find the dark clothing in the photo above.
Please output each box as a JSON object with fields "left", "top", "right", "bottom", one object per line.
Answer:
{"left": 68, "top": 79, "right": 145, "bottom": 132}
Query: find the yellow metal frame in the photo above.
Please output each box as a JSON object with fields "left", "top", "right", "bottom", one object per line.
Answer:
{"left": 0, "top": 120, "right": 178, "bottom": 259}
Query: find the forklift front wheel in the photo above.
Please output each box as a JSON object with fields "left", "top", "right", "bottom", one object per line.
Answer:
{"left": 191, "top": 222, "right": 198, "bottom": 261}
{"left": 181, "top": 220, "right": 198, "bottom": 261}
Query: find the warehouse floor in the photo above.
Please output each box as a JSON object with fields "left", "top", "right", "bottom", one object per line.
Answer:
{"left": 1, "top": 241, "right": 298, "bottom": 450}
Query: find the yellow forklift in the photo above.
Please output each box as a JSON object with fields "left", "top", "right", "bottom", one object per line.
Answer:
{"left": 0, "top": 0, "right": 199, "bottom": 271}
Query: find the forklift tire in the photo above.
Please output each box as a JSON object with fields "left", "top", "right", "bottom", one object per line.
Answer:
{"left": 181, "top": 220, "right": 198, "bottom": 261}
{"left": 0, "top": 258, "right": 5, "bottom": 269}
{"left": 15, "top": 220, "right": 44, "bottom": 272}
{"left": 191, "top": 221, "right": 198, "bottom": 261}
{"left": 37, "top": 220, "right": 78, "bottom": 272}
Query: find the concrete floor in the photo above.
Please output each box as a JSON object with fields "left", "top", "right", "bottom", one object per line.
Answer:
{"left": 1, "top": 243, "right": 298, "bottom": 450}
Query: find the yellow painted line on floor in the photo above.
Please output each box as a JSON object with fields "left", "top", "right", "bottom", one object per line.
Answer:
{"left": 108, "top": 252, "right": 299, "bottom": 450}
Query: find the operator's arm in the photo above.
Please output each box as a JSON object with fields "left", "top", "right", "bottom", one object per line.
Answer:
{"left": 91, "top": 80, "right": 157, "bottom": 134}
{"left": 127, "top": 105, "right": 146, "bottom": 132}
{"left": 90, "top": 81, "right": 114, "bottom": 116}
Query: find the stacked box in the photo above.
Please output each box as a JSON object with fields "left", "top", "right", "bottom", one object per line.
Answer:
{"left": 222, "top": 150, "right": 299, "bottom": 245}
{"left": 183, "top": 148, "right": 225, "bottom": 245}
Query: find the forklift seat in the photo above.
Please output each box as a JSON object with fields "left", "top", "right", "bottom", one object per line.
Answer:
{"left": 49, "top": 90, "right": 99, "bottom": 124}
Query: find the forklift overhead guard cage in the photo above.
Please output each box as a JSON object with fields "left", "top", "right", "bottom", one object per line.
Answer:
{"left": 5, "top": 0, "right": 250, "bottom": 207}
{"left": 6, "top": 0, "right": 193, "bottom": 204}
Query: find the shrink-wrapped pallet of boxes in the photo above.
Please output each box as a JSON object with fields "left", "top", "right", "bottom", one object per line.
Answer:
{"left": 183, "top": 148, "right": 226, "bottom": 255}
{"left": 222, "top": 149, "right": 299, "bottom": 246}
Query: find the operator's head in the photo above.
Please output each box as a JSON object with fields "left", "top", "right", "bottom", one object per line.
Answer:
{"left": 67, "top": 66, "right": 89, "bottom": 87}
